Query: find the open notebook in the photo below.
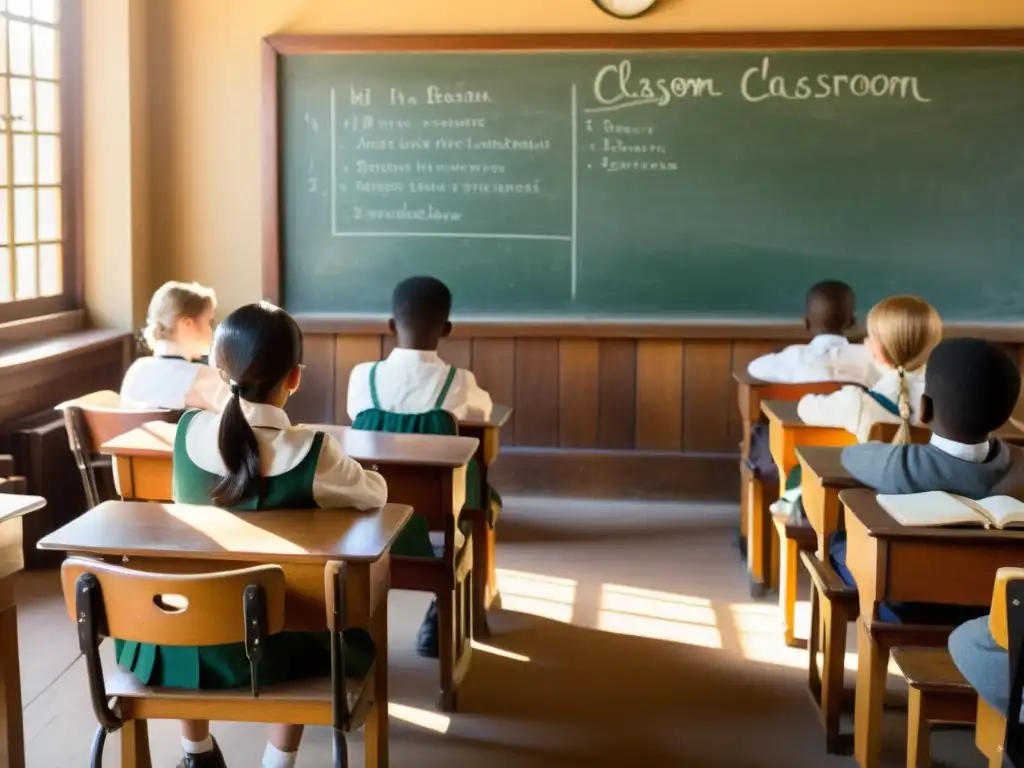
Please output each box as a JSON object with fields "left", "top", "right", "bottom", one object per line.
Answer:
{"left": 877, "top": 491, "right": 1024, "bottom": 530}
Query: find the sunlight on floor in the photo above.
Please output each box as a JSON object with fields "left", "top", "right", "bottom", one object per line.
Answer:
{"left": 496, "top": 569, "right": 577, "bottom": 623}
{"left": 597, "top": 584, "right": 722, "bottom": 648}
{"left": 388, "top": 702, "right": 451, "bottom": 734}
{"left": 471, "top": 640, "right": 531, "bottom": 662}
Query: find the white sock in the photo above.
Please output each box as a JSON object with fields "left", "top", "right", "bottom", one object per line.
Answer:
{"left": 262, "top": 743, "right": 298, "bottom": 768}
{"left": 181, "top": 735, "right": 214, "bottom": 754}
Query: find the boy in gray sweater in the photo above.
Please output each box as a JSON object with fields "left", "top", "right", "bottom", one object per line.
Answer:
{"left": 833, "top": 338, "right": 1024, "bottom": 626}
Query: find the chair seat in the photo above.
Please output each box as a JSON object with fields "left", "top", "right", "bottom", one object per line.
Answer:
{"left": 106, "top": 663, "right": 369, "bottom": 713}
{"left": 773, "top": 512, "right": 816, "bottom": 549}
{"left": 891, "top": 648, "right": 973, "bottom": 694}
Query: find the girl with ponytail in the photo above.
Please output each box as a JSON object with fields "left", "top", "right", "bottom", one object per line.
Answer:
{"left": 798, "top": 296, "right": 942, "bottom": 443}
{"left": 116, "top": 301, "right": 387, "bottom": 768}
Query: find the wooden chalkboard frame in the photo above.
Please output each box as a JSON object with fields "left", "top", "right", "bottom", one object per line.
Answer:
{"left": 262, "top": 29, "right": 1024, "bottom": 339}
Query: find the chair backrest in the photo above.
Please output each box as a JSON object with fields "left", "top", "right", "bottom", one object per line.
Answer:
{"left": 866, "top": 421, "right": 930, "bottom": 444}
{"left": 988, "top": 568, "right": 1024, "bottom": 766}
{"left": 59, "top": 556, "right": 286, "bottom": 646}
{"left": 56, "top": 391, "right": 175, "bottom": 454}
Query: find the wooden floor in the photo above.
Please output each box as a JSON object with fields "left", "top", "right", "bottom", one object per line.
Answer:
{"left": 18, "top": 497, "right": 985, "bottom": 767}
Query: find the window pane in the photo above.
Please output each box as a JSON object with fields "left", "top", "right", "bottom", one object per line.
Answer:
{"left": 33, "top": 25, "right": 56, "bottom": 80}
{"left": 15, "top": 245, "right": 35, "bottom": 299}
{"left": 35, "top": 80, "right": 57, "bottom": 132}
{"left": 38, "top": 242, "right": 58, "bottom": 295}
{"left": 37, "top": 186, "right": 58, "bottom": 240}
{"left": 0, "top": 18, "right": 7, "bottom": 75}
{"left": 10, "top": 78, "right": 31, "bottom": 131}
{"left": 0, "top": 248, "right": 10, "bottom": 302}
{"left": 8, "top": 0, "right": 32, "bottom": 16}
{"left": 8, "top": 21, "right": 32, "bottom": 77}
{"left": 34, "top": 0, "right": 58, "bottom": 24}
{"left": 13, "top": 133, "right": 33, "bottom": 184}
{"left": 0, "top": 126, "right": 6, "bottom": 183}
{"left": 0, "top": 190, "right": 7, "bottom": 245}
{"left": 13, "top": 187, "right": 33, "bottom": 242}
{"left": 37, "top": 134, "right": 57, "bottom": 183}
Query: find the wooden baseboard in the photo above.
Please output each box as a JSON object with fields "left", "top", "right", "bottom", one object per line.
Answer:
{"left": 490, "top": 448, "right": 738, "bottom": 501}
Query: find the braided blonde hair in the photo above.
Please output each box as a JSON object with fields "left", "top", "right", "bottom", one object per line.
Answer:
{"left": 865, "top": 296, "right": 943, "bottom": 444}
{"left": 142, "top": 281, "right": 216, "bottom": 350}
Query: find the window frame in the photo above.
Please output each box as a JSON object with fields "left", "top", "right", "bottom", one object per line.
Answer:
{"left": 0, "top": 0, "right": 82, "bottom": 325}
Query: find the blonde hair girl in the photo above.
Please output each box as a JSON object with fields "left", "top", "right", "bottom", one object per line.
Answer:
{"left": 798, "top": 295, "right": 942, "bottom": 443}
{"left": 142, "top": 281, "right": 217, "bottom": 360}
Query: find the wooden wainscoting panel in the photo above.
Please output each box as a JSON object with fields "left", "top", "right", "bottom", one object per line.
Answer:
{"left": 332, "top": 335, "right": 383, "bottom": 425}
{"left": 438, "top": 338, "right": 472, "bottom": 370}
{"left": 635, "top": 339, "right": 684, "bottom": 451}
{"left": 683, "top": 341, "right": 735, "bottom": 453}
{"left": 727, "top": 340, "right": 777, "bottom": 446}
{"left": 513, "top": 339, "right": 559, "bottom": 447}
{"left": 597, "top": 339, "right": 637, "bottom": 450}
{"left": 286, "top": 334, "right": 335, "bottom": 425}
{"left": 471, "top": 338, "right": 516, "bottom": 445}
{"left": 557, "top": 339, "right": 599, "bottom": 449}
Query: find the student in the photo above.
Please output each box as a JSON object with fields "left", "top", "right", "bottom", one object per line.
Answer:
{"left": 347, "top": 276, "right": 493, "bottom": 658}
{"left": 797, "top": 295, "right": 942, "bottom": 443}
{"left": 747, "top": 280, "right": 878, "bottom": 386}
{"left": 116, "top": 302, "right": 388, "bottom": 768}
{"left": 837, "top": 338, "right": 1024, "bottom": 623}
{"left": 121, "top": 281, "right": 229, "bottom": 412}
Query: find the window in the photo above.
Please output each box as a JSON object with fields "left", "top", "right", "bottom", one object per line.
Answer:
{"left": 0, "top": 0, "right": 78, "bottom": 323}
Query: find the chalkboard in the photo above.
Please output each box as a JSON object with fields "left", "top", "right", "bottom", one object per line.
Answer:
{"left": 271, "top": 35, "right": 1024, "bottom": 321}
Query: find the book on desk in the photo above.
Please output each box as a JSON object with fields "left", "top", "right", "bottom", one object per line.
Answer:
{"left": 877, "top": 491, "right": 1024, "bottom": 530}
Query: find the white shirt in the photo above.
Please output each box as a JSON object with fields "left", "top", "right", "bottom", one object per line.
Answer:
{"left": 929, "top": 434, "right": 989, "bottom": 463}
{"left": 347, "top": 348, "right": 493, "bottom": 422}
{"left": 797, "top": 367, "right": 927, "bottom": 442}
{"left": 121, "top": 342, "right": 230, "bottom": 413}
{"left": 182, "top": 400, "right": 388, "bottom": 511}
{"left": 747, "top": 334, "right": 879, "bottom": 387}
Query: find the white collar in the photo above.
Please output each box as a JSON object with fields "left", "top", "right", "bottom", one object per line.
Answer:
{"left": 153, "top": 340, "right": 192, "bottom": 359}
{"left": 387, "top": 347, "right": 440, "bottom": 364}
{"left": 929, "top": 433, "right": 990, "bottom": 463}
{"left": 807, "top": 334, "right": 850, "bottom": 351}
{"left": 237, "top": 400, "right": 292, "bottom": 430}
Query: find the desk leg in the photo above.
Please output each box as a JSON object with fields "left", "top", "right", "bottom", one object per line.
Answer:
{"left": 779, "top": 530, "right": 801, "bottom": 648}
{"left": 0, "top": 589, "right": 24, "bottom": 768}
{"left": 365, "top": 587, "right": 389, "bottom": 768}
{"left": 854, "top": 619, "right": 888, "bottom": 768}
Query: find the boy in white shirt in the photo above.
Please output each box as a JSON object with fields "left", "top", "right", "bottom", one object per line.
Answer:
{"left": 347, "top": 276, "right": 493, "bottom": 658}
{"left": 747, "top": 280, "right": 878, "bottom": 387}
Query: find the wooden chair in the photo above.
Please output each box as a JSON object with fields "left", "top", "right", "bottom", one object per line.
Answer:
{"left": 974, "top": 567, "right": 1024, "bottom": 767}
{"left": 891, "top": 648, "right": 976, "bottom": 768}
{"left": 56, "top": 391, "right": 176, "bottom": 508}
{"left": 777, "top": 421, "right": 929, "bottom": 649}
{"left": 60, "top": 556, "right": 373, "bottom": 768}
{"left": 799, "top": 422, "right": 931, "bottom": 752}
{"left": 734, "top": 373, "right": 847, "bottom": 597}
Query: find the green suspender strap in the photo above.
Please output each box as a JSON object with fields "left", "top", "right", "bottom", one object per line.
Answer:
{"left": 368, "top": 361, "right": 382, "bottom": 409}
{"left": 434, "top": 365, "right": 457, "bottom": 409}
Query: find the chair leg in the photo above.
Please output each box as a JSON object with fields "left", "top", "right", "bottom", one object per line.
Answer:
{"left": 0, "top": 603, "right": 25, "bottom": 768}
{"left": 855, "top": 618, "right": 890, "bottom": 768}
{"left": 472, "top": 519, "right": 490, "bottom": 638}
{"left": 906, "top": 688, "right": 929, "bottom": 768}
{"left": 364, "top": 597, "right": 389, "bottom": 768}
{"left": 822, "top": 597, "right": 851, "bottom": 754}
{"left": 436, "top": 589, "right": 457, "bottom": 712}
{"left": 332, "top": 728, "right": 349, "bottom": 768}
{"left": 807, "top": 584, "right": 822, "bottom": 701}
{"left": 120, "top": 718, "right": 152, "bottom": 768}
{"left": 779, "top": 532, "right": 802, "bottom": 648}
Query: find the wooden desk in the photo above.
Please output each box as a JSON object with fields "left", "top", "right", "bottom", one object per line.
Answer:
{"left": 761, "top": 400, "right": 860, "bottom": 483}
{"left": 457, "top": 404, "right": 512, "bottom": 621}
{"left": 842, "top": 489, "right": 1024, "bottom": 768}
{"left": 796, "top": 446, "right": 864, "bottom": 558}
{"left": 0, "top": 493, "right": 48, "bottom": 768}
{"left": 38, "top": 500, "right": 412, "bottom": 768}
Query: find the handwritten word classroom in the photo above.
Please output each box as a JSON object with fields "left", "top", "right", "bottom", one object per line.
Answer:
{"left": 3, "top": 9, "right": 1024, "bottom": 768}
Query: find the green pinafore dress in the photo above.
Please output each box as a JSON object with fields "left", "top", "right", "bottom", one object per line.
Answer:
{"left": 113, "top": 410, "right": 375, "bottom": 690}
{"left": 352, "top": 363, "right": 487, "bottom": 558}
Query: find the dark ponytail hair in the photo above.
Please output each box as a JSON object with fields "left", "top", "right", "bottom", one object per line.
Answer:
{"left": 209, "top": 301, "right": 303, "bottom": 507}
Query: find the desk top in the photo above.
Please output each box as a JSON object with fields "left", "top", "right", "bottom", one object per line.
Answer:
{"left": 0, "top": 493, "right": 46, "bottom": 524}
{"left": 840, "top": 488, "right": 1024, "bottom": 543}
{"left": 37, "top": 500, "right": 414, "bottom": 564}
{"left": 101, "top": 421, "right": 479, "bottom": 469}
{"left": 795, "top": 446, "right": 862, "bottom": 489}
{"left": 760, "top": 399, "right": 805, "bottom": 425}
{"left": 459, "top": 404, "right": 513, "bottom": 430}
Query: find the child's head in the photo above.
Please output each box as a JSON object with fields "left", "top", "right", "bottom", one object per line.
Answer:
{"left": 143, "top": 281, "right": 216, "bottom": 360}
{"left": 922, "top": 338, "right": 1021, "bottom": 445}
{"left": 865, "top": 295, "right": 943, "bottom": 444}
{"left": 388, "top": 276, "right": 452, "bottom": 350}
{"left": 209, "top": 301, "right": 303, "bottom": 507}
{"left": 804, "top": 280, "right": 857, "bottom": 336}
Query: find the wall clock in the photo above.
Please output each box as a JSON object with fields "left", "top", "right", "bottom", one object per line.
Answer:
{"left": 593, "top": 0, "right": 659, "bottom": 19}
